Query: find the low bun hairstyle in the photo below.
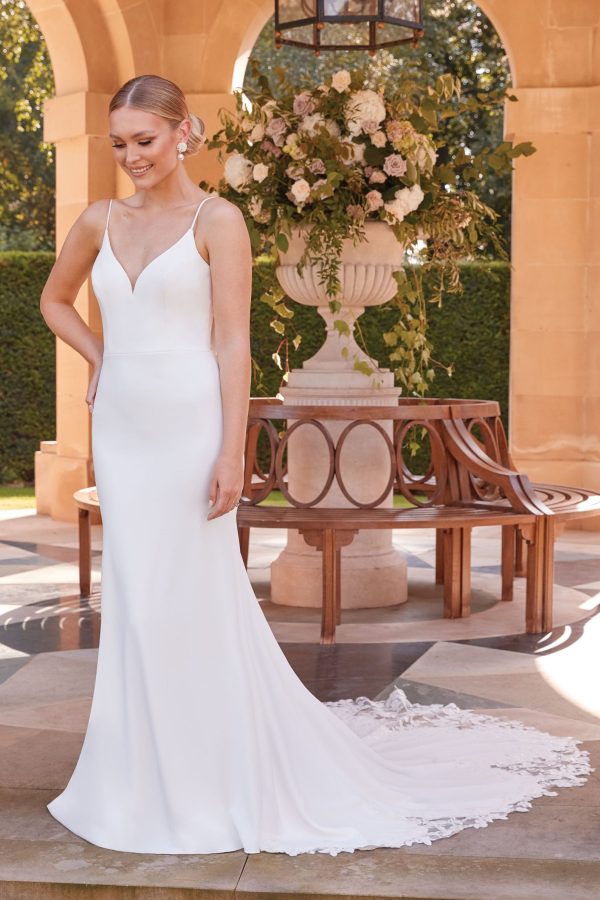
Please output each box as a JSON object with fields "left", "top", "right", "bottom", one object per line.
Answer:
{"left": 109, "top": 74, "right": 206, "bottom": 155}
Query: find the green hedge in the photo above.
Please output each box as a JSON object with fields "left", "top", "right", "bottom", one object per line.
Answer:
{"left": 0, "top": 252, "right": 509, "bottom": 485}
{"left": 252, "top": 260, "right": 510, "bottom": 431}
{"left": 0, "top": 252, "right": 56, "bottom": 484}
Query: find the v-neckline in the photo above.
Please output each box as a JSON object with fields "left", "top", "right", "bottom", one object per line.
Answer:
{"left": 104, "top": 226, "right": 198, "bottom": 294}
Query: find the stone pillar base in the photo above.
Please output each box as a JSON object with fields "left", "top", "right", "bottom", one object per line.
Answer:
{"left": 34, "top": 440, "right": 98, "bottom": 524}
{"left": 269, "top": 366, "right": 408, "bottom": 609}
{"left": 271, "top": 534, "right": 407, "bottom": 609}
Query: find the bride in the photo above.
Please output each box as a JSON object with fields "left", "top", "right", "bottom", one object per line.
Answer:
{"left": 39, "top": 74, "right": 592, "bottom": 857}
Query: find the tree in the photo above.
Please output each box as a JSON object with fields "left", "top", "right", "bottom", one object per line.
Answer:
{"left": 245, "top": 0, "right": 512, "bottom": 251}
{"left": 0, "top": 0, "right": 55, "bottom": 250}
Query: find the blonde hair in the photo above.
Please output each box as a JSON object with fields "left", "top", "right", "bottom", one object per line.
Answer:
{"left": 109, "top": 74, "right": 205, "bottom": 155}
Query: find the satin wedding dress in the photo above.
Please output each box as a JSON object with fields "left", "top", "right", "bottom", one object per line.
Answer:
{"left": 47, "top": 194, "right": 592, "bottom": 856}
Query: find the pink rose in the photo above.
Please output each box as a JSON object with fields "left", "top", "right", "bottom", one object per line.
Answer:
{"left": 369, "top": 169, "right": 387, "bottom": 184}
{"left": 366, "top": 190, "right": 384, "bottom": 211}
{"left": 260, "top": 140, "right": 283, "bottom": 158}
{"left": 307, "top": 158, "right": 326, "bottom": 174}
{"left": 383, "top": 154, "right": 408, "bottom": 177}
{"left": 293, "top": 91, "right": 316, "bottom": 116}
{"left": 386, "top": 120, "right": 413, "bottom": 144}
{"left": 266, "top": 117, "right": 288, "bottom": 146}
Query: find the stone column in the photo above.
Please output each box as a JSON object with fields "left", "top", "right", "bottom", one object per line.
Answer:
{"left": 505, "top": 83, "right": 600, "bottom": 530}
{"left": 35, "top": 91, "right": 114, "bottom": 523}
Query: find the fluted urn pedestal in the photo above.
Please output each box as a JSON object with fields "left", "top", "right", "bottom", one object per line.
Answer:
{"left": 270, "top": 221, "right": 408, "bottom": 610}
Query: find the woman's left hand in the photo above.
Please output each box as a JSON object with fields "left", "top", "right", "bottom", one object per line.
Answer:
{"left": 207, "top": 454, "right": 244, "bottom": 520}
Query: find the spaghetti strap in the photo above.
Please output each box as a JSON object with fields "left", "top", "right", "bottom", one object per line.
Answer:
{"left": 105, "top": 199, "right": 113, "bottom": 232}
{"left": 190, "top": 194, "right": 218, "bottom": 232}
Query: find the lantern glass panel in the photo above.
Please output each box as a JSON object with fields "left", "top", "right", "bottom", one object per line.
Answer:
{"left": 323, "top": 0, "right": 378, "bottom": 16}
{"left": 279, "top": 24, "right": 316, "bottom": 44}
{"left": 382, "top": 22, "right": 419, "bottom": 43}
{"left": 278, "top": 0, "right": 317, "bottom": 24}
{"left": 384, "top": 0, "right": 421, "bottom": 22}
{"left": 319, "top": 21, "right": 371, "bottom": 46}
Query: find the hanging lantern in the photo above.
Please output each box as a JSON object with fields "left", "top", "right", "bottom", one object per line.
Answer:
{"left": 274, "top": 1, "right": 424, "bottom": 56}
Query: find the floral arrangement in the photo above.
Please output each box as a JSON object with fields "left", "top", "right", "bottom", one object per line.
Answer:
{"left": 204, "top": 62, "right": 533, "bottom": 394}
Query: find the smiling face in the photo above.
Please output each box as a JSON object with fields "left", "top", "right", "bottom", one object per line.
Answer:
{"left": 108, "top": 106, "right": 190, "bottom": 185}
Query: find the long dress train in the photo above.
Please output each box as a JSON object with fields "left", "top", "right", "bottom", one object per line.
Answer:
{"left": 46, "top": 194, "right": 592, "bottom": 855}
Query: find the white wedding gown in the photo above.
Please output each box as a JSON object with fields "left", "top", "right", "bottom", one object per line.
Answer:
{"left": 47, "top": 195, "right": 592, "bottom": 856}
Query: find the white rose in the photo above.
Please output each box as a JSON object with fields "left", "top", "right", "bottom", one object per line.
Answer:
{"left": 224, "top": 152, "right": 253, "bottom": 191}
{"left": 290, "top": 178, "right": 311, "bottom": 204}
{"left": 370, "top": 130, "right": 387, "bottom": 148}
{"left": 253, "top": 163, "right": 269, "bottom": 183}
{"left": 249, "top": 123, "right": 265, "bottom": 142}
{"left": 331, "top": 70, "right": 351, "bottom": 93}
{"left": 345, "top": 90, "right": 386, "bottom": 136}
{"left": 298, "top": 113, "right": 325, "bottom": 136}
{"left": 383, "top": 184, "right": 424, "bottom": 223}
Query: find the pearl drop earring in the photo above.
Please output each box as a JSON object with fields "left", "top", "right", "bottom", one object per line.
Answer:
{"left": 176, "top": 140, "right": 188, "bottom": 160}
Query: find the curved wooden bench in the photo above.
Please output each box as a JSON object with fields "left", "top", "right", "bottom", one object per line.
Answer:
{"left": 237, "top": 398, "right": 600, "bottom": 642}
{"left": 72, "top": 398, "right": 600, "bottom": 644}
{"left": 73, "top": 486, "right": 100, "bottom": 598}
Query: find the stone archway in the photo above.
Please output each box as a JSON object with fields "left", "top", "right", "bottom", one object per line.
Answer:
{"left": 29, "top": 0, "right": 600, "bottom": 528}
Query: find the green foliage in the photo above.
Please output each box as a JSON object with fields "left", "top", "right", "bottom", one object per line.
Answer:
{"left": 1, "top": 253, "right": 507, "bottom": 484}
{"left": 250, "top": 258, "right": 510, "bottom": 430}
{"left": 204, "top": 54, "right": 530, "bottom": 398}
{"left": 246, "top": 0, "right": 513, "bottom": 248}
{"left": 0, "top": 0, "right": 55, "bottom": 250}
{"left": 0, "top": 251, "right": 55, "bottom": 483}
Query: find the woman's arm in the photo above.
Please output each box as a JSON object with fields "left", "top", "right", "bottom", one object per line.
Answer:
{"left": 40, "top": 202, "right": 107, "bottom": 370}
{"left": 204, "top": 199, "right": 253, "bottom": 520}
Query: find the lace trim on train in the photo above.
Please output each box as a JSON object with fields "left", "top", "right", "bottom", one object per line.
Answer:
{"left": 270, "top": 687, "right": 594, "bottom": 857}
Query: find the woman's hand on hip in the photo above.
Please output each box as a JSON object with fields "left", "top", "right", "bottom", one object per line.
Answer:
{"left": 86, "top": 359, "right": 103, "bottom": 413}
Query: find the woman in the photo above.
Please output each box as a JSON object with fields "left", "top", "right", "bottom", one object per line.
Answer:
{"left": 40, "top": 75, "right": 591, "bottom": 856}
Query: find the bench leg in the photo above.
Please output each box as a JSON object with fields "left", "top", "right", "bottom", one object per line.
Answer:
{"left": 435, "top": 529, "right": 444, "bottom": 584}
{"left": 79, "top": 508, "right": 91, "bottom": 597}
{"left": 237, "top": 525, "right": 250, "bottom": 568}
{"left": 515, "top": 527, "right": 527, "bottom": 577}
{"left": 442, "top": 527, "right": 471, "bottom": 618}
{"left": 522, "top": 518, "right": 555, "bottom": 633}
{"left": 321, "top": 528, "right": 338, "bottom": 645}
{"left": 501, "top": 525, "right": 515, "bottom": 602}
{"left": 299, "top": 528, "right": 357, "bottom": 645}
{"left": 335, "top": 543, "right": 342, "bottom": 626}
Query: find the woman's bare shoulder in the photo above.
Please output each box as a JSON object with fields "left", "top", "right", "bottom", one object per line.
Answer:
{"left": 66, "top": 199, "right": 111, "bottom": 237}
{"left": 203, "top": 195, "right": 246, "bottom": 228}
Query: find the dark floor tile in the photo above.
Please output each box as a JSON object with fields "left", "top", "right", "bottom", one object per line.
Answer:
{"left": 0, "top": 658, "right": 31, "bottom": 686}
{"left": 376, "top": 678, "right": 517, "bottom": 709}
{"left": 279, "top": 642, "right": 433, "bottom": 702}
{"left": 454, "top": 607, "right": 599, "bottom": 657}
{"left": 0, "top": 600, "right": 101, "bottom": 656}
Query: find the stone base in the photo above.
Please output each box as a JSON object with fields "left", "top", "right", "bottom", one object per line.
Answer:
{"left": 34, "top": 441, "right": 96, "bottom": 524}
{"left": 271, "top": 536, "right": 408, "bottom": 609}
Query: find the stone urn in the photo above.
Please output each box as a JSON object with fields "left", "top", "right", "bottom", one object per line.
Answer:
{"left": 270, "top": 220, "right": 410, "bottom": 611}
{"left": 275, "top": 220, "right": 407, "bottom": 390}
